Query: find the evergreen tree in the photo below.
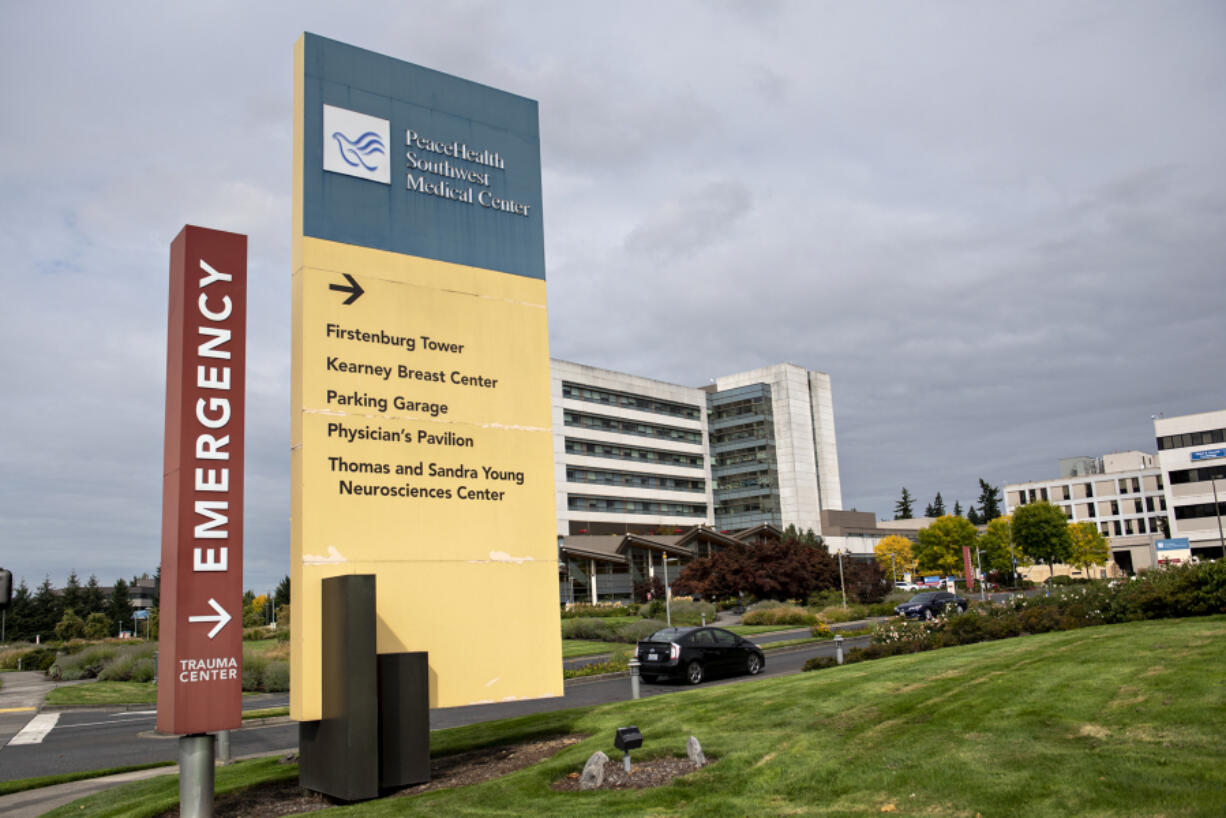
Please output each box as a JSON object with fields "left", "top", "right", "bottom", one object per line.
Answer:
{"left": 894, "top": 488, "right": 915, "bottom": 520}
{"left": 32, "top": 576, "right": 62, "bottom": 640}
{"left": 107, "top": 578, "right": 133, "bottom": 636}
{"left": 5, "top": 580, "right": 33, "bottom": 642}
{"left": 84, "top": 575, "right": 107, "bottom": 617}
{"left": 976, "top": 478, "right": 1003, "bottom": 522}
{"left": 953, "top": 500, "right": 963, "bottom": 517}
{"left": 62, "top": 572, "right": 84, "bottom": 617}
{"left": 967, "top": 506, "right": 983, "bottom": 525}
{"left": 273, "top": 575, "right": 291, "bottom": 609}
{"left": 925, "top": 492, "right": 946, "bottom": 518}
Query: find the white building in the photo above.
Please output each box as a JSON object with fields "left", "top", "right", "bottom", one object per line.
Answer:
{"left": 552, "top": 359, "right": 713, "bottom": 536}
{"left": 1155, "top": 409, "right": 1226, "bottom": 559}
{"left": 551, "top": 359, "right": 844, "bottom": 538}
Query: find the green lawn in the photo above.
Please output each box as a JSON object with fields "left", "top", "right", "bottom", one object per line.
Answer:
{"left": 47, "top": 616, "right": 1226, "bottom": 816}
{"left": 560, "top": 640, "right": 623, "bottom": 658}
{"left": 45, "top": 681, "right": 157, "bottom": 706}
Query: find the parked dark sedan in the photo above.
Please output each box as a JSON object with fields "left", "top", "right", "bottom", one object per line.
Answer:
{"left": 634, "top": 626, "right": 766, "bottom": 685}
{"left": 894, "top": 591, "right": 967, "bottom": 619}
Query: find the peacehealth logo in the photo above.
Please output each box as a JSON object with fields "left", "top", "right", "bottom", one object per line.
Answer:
{"left": 322, "top": 104, "right": 390, "bottom": 184}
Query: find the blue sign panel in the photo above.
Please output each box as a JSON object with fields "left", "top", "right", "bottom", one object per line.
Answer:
{"left": 1190, "top": 448, "right": 1226, "bottom": 462}
{"left": 300, "top": 33, "right": 545, "bottom": 280}
{"left": 1155, "top": 538, "right": 1191, "bottom": 551}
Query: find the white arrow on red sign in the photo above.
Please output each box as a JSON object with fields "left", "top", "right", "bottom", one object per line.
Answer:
{"left": 188, "top": 598, "right": 232, "bottom": 639}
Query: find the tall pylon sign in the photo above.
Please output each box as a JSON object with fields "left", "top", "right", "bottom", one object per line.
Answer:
{"left": 291, "top": 33, "right": 561, "bottom": 723}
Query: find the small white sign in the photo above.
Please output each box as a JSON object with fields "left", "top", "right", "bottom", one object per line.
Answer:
{"left": 323, "top": 104, "right": 390, "bottom": 184}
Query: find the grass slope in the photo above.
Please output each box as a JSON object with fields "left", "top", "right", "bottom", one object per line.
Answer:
{"left": 49, "top": 617, "right": 1226, "bottom": 817}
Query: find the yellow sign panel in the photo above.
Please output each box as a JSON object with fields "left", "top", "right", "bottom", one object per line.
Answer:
{"left": 290, "top": 237, "right": 562, "bottom": 718}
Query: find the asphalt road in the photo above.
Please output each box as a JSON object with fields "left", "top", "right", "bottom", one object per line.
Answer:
{"left": 0, "top": 635, "right": 868, "bottom": 782}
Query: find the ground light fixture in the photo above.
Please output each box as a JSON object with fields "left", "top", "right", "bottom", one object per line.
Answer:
{"left": 614, "top": 726, "right": 643, "bottom": 773}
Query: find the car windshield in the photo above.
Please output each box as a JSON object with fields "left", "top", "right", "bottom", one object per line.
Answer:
{"left": 908, "top": 593, "right": 939, "bottom": 603}
{"left": 646, "top": 627, "right": 692, "bottom": 642}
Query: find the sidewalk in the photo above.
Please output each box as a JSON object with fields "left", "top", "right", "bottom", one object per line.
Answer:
{"left": 0, "top": 765, "right": 178, "bottom": 818}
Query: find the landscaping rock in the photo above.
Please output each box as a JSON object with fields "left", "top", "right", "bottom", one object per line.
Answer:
{"left": 686, "top": 736, "right": 706, "bottom": 766}
{"left": 580, "top": 751, "right": 609, "bottom": 789}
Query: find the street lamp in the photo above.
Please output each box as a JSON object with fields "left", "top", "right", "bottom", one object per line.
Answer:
{"left": 661, "top": 555, "right": 677, "bottom": 627}
{"left": 837, "top": 550, "right": 847, "bottom": 608}
{"left": 974, "top": 549, "right": 986, "bottom": 602}
{"left": 1212, "top": 477, "right": 1225, "bottom": 557}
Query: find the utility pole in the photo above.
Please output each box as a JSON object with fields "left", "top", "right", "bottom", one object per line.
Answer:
{"left": 837, "top": 550, "right": 847, "bottom": 608}
{"left": 1213, "top": 478, "right": 1225, "bottom": 557}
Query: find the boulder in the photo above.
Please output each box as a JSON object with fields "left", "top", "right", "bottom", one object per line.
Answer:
{"left": 687, "top": 735, "right": 706, "bottom": 766}
{"left": 580, "top": 750, "right": 609, "bottom": 789}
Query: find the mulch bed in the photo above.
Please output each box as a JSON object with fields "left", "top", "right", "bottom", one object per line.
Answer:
{"left": 159, "top": 735, "right": 588, "bottom": 817}
{"left": 551, "top": 757, "right": 707, "bottom": 791}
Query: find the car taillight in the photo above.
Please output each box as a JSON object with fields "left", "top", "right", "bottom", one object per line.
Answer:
{"left": 670, "top": 642, "right": 680, "bottom": 661}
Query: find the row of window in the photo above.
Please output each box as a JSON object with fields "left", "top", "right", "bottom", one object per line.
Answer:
{"left": 1169, "top": 464, "right": 1226, "bottom": 484}
{"left": 1157, "top": 428, "right": 1226, "bottom": 450}
{"left": 1099, "top": 517, "right": 1167, "bottom": 537}
{"left": 564, "top": 410, "right": 703, "bottom": 445}
{"left": 565, "top": 438, "right": 705, "bottom": 468}
{"left": 1021, "top": 475, "right": 1163, "bottom": 504}
{"left": 714, "top": 471, "right": 774, "bottom": 491}
{"left": 1172, "top": 502, "right": 1226, "bottom": 521}
{"left": 562, "top": 382, "right": 701, "bottom": 420}
{"left": 713, "top": 445, "right": 775, "bottom": 469}
{"left": 566, "top": 467, "right": 706, "bottom": 493}
{"left": 716, "top": 497, "right": 778, "bottom": 517}
{"left": 708, "top": 396, "right": 770, "bottom": 423}
{"left": 568, "top": 495, "right": 708, "bottom": 517}
{"left": 710, "top": 420, "right": 772, "bottom": 447}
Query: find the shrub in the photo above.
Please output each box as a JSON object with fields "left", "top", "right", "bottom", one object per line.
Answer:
{"left": 561, "top": 617, "right": 615, "bottom": 641}
{"left": 810, "top": 622, "right": 832, "bottom": 638}
{"left": 663, "top": 599, "right": 717, "bottom": 626}
{"left": 242, "top": 654, "right": 266, "bottom": 692}
{"left": 262, "top": 660, "right": 289, "bottom": 692}
{"left": 0, "top": 645, "right": 59, "bottom": 671}
{"left": 616, "top": 619, "right": 668, "bottom": 643}
{"left": 560, "top": 603, "right": 635, "bottom": 619}
{"left": 53, "top": 644, "right": 119, "bottom": 681}
{"left": 742, "top": 605, "right": 817, "bottom": 627}
{"left": 802, "top": 656, "right": 839, "bottom": 671}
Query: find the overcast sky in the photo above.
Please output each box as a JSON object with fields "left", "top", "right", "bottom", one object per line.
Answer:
{"left": 2, "top": 1, "right": 1223, "bottom": 594}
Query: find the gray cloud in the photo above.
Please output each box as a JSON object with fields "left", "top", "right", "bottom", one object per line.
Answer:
{"left": 1, "top": 1, "right": 1224, "bottom": 594}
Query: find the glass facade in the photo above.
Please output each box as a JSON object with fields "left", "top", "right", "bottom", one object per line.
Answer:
{"left": 708, "top": 384, "right": 780, "bottom": 530}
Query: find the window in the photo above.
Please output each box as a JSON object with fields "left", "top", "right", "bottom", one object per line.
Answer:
{"left": 1172, "top": 501, "right": 1226, "bottom": 520}
{"left": 564, "top": 410, "right": 703, "bottom": 444}
{"left": 1168, "top": 464, "right": 1226, "bottom": 484}
{"left": 567, "top": 495, "right": 708, "bottom": 517}
{"left": 562, "top": 382, "right": 701, "bottom": 419}
{"left": 565, "top": 438, "right": 705, "bottom": 468}
{"left": 566, "top": 467, "right": 706, "bottom": 493}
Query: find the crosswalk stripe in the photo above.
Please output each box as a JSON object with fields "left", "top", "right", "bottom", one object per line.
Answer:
{"left": 7, "top": 712, "right": 60, "bottom": 746}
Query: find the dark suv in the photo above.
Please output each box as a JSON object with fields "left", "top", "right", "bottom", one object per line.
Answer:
{"left": 894, "top": 591, "right": 967, "bottom": 619}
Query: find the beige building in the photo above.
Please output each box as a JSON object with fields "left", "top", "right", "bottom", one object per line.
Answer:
{"left": 1155, "top": 409, "right": 1226, "bottom": 559}
{"left": 1004, "top": 450, "right": 1167, "bottom": 574}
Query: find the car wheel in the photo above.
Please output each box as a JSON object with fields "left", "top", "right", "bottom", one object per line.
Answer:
{"left": 923, "top": 608, "right": 934, "bottom": 621}
{"left": 746, "top": 653, "right": 762, "bottom": 676}
{"left": 641, "top": 673, "right": 658, "bottom": 683}
{"left": 685, "top": 660, "right": 704, "bottom": 685}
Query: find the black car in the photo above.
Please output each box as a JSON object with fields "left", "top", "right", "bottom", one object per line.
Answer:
{"left": 894, "top": 591, "right": 967, "bottom": 619}
{"left": 634, "top": 626, "right": 766, "bottom": 685}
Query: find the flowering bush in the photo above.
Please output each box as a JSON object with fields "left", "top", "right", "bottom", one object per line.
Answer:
{"left": 803, "top": 561, "right": 1226, "bottom": 671}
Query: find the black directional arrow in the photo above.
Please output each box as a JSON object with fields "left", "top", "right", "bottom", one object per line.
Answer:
{"left": 329, "top": 273, "right": 364, "bottom": 305}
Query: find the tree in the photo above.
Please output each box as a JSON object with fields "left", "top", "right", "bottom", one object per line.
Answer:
{"left": 873, "top": 535, "right": 915, "bottom": 582}
{"left": 1068, "top": 522, "right": 1110, "bottom": 577}
{"left": 5, "top": 580, "right": 33, "bottom": 642}
{"left": 32, "top": 576, "right": 61, "bottom": 639}
{"left": 83, "top": 612, "right": 111, "bottom": 640}
{"left": 952, "top": 500, "right": 963, "bottom": 517}
{"left": 924, "top": 492, "right": 946, "bottom": 518}
{"left": 1012, "top": 501, "right": 1072, "bottom": 581}
{"left": 976, "top": 478, "right": 1003, "bottom": 522}
{"left": 914, "top": 515, "right": 978, "bottom": 576}
{"left": 672, "top": 532, "right": 837, "bottom": 601}
{"left": 844, "top": 560, "right": 889, "bottom": 603}
{"left": 84, "top": 575, "right": 107, "bottom": 617}
{"left": 966, "top": 506, "right": 983, "bottom": 525}
{"left": 274, "top": 575, "right": 291, "bottom": 609}
{"left": 55, "top": 609, "right": 85, "bottom": 641}
{"left": 633, "top": 576, "right": 665, "bottom": 604}
{"left": 243, "top": 592, "right": 268, "bottom": 628}
{"left": 107, "top": 578, "right": 133, "bottom": 636}
{"left": 62, "top": 572, "right": 84, "bottom": 617}
{"left": 894, "top": 488, "right": 915, "bottom": 520}
{"left": 977, "top": 515, "right": 1028, "bottom": 581}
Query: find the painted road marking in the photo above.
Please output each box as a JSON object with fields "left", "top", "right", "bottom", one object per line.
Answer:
{"left": 7, "top": 712, "right": 60, "bottom": 746}
{"left": 0, "top": 706, "right": 37, "bottom": 714}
